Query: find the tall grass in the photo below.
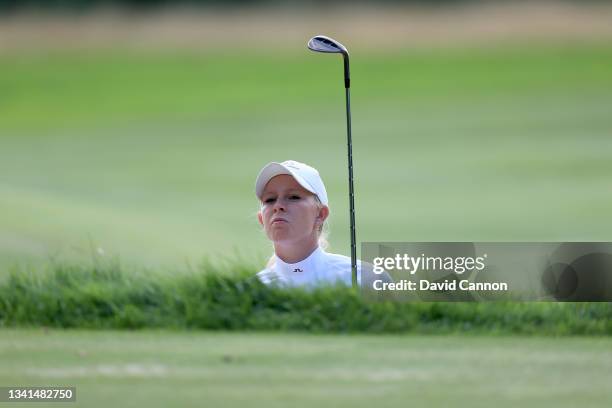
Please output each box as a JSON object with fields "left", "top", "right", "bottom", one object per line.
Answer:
{"left": 1, "top": 260, "right": 610, "bottom": 334}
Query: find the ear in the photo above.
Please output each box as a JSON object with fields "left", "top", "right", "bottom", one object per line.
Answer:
{"left": 317, "top": 205, "right": 330, "bottom": 224}
{"left": 257, "top": 211, "right": 264, "bottom": 226}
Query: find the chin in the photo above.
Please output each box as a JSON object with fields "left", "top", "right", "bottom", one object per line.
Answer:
{"left": 271, "top": 233, "right": 301, "bottom": 245}
{"left": 268, "top": 230, "right": 290, "bottom": 242}
{"left": 271, "top": 236, "right": 291, "bottom": 244}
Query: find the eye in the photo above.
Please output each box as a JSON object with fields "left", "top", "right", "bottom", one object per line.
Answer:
{"left": 264, "top": 197, "right": 276, "bottom": 204}
{"left": 289, "top": 195, "right": 301, "bottom": 200}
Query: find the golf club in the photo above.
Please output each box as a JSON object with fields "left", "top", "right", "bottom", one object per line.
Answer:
{"left": 307, "top": 35, "right": 357, "bottom": 287}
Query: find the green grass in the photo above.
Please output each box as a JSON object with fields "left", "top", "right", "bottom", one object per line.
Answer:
{"left": 1, "top": 45, "right": 612, "bottom": 271}
{"left": 1, "top": 329, "right": 611, "bottom": 408}
{"left": 2, "top": 262, "right": 610, "bottom": 334}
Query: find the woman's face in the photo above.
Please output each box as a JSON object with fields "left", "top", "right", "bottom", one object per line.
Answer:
{"left": 258, "top": 174, "right": 328, "bottom": 245}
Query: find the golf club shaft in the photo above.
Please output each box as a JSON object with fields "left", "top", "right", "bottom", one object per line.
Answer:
{"left": 345, "top": 87, "right": 357, "bottom": 287}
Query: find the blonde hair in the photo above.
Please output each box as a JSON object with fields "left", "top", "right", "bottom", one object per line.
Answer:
{"left": 263, "top": 195, "right": 329, "bottom": 269}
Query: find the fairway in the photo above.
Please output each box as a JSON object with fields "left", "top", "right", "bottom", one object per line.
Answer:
{"left": 2, "top": 45, "right": 612, "bottom": 271}
{"left": 1, "top": 329, "right": 611, "bottom": 407}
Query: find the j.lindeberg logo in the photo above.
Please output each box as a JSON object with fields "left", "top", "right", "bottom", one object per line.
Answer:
{"left": 293, "top": 268, "right": 303, "bottom": 273}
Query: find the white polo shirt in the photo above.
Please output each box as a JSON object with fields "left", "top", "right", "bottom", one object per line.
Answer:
{"left": 256, "top": 246, "right": 362, "bottom": 288}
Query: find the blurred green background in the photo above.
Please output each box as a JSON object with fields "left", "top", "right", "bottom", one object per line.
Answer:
{"left": 2, "top": 40, "right": 612, "bottom": 271}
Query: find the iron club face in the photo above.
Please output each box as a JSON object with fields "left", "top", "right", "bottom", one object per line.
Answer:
{"left": 307, "top": 35, "right": 349, "bottom": 55}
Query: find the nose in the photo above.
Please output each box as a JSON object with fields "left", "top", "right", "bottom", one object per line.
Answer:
{"left": 273, "top": 198, "right": 286, "bottom": 213}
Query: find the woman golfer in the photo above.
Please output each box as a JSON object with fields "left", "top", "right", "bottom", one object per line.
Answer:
{"left": 255, "top": 160, "right": 361, "bottom": 287}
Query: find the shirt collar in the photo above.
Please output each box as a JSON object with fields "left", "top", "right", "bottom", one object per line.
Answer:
{"left": 275, "top": 246, "right": 324, "bottom": 276}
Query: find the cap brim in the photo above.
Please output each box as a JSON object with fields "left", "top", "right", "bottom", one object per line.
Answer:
{"left": 255, "top": 162, "right": 317, "bottom": 199}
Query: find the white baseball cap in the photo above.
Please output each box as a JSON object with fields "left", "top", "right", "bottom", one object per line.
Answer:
{"left": 255, "top": 160, "right": 329, "bottom": 206}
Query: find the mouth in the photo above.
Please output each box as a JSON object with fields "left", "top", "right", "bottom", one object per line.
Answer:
{"left": 271, "top": 218, "right": 288, "bottom": 224}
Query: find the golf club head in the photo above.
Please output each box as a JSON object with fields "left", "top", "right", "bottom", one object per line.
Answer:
{"left": 307, "top": 35, "right": 349, "bottom": 56}
{"left": 307, "top": 35, "right": 351, "bottom": 88}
